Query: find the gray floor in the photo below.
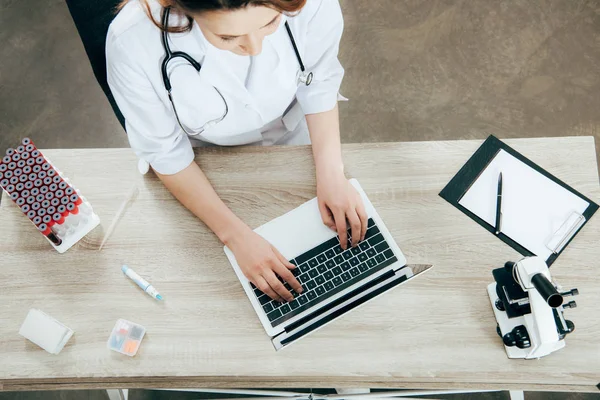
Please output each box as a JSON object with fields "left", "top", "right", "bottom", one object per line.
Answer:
{"left": 1, "top": 0, "right": 600, "bottom": 399}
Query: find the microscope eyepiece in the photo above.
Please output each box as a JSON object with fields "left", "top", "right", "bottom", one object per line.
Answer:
{"left": 531, "top": 273, "right": 563, "bottom": 308}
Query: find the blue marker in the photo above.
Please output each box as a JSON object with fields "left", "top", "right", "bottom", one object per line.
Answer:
{"left": 122, "top": 265, "right": 163, "bottom": 301}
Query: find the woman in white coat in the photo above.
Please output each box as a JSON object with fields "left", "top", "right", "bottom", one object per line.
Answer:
{"left": 107, "top": 0, "right": 367, "bottom": 303}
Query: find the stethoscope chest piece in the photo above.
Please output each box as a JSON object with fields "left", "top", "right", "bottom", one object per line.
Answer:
{"left": 297, "top": 70, "right": 313, "bottom": 86}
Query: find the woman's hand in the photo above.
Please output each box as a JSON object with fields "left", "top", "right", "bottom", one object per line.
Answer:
{"left": 316, "top": 167, "right": 368, "bottom": 249}
{"left": 228, "top": 227, "right": 303, "bottom": 302}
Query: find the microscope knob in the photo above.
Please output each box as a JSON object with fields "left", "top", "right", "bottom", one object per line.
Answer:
{"left": 512, "top": 325, "right": 531, "bottom": 349}
{"left": 566, "top": 320, "right": 575, "bottom": 332}
{"left": 563, "top": 301, "right": 577, "bottom": 309}
{"left": 495, "top": 298, "right": 506, "bottom": 311}
{"left": 502, "top": 332, "right": 517, "bottom": 347}
{"left": 561, "top": 289, "right": 579, "bottom": 297}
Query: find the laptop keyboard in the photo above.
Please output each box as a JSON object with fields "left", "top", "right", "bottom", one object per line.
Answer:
{"left": 252, "top": 218, "right": 399, "bottom": 327}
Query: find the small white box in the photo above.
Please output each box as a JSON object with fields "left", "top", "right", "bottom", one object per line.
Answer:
{"left": 19, "top": 309, "right": 74, "bottom": 354}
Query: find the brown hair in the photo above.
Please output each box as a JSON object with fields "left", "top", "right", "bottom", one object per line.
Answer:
{"left": 118, "top": 0, "right": 307, "bottom": 33}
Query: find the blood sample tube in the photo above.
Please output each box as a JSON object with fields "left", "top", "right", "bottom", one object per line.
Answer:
{"left": 37, "top": 208, "right": 46, "bottom": 217}
{"left": 61, "top": 196, "right": 69, "bottom": 205}
{"left": 43, "top": 177, "right": 52, "bottom": 185}
{"left": 16, "top": 197, "right": 25, "bottom": 207}
{"left": 24, "top": 181, "right": 33, "bottom": 190}
{"left": 33, "top": 216, "right": 42, "bottom": 226}
{"left": 16, "top": 182, "right": 25, "bottom": 191}
{"left": 51, "top": 198, "right": 60, "bottom": 207}
{"left": 70, "top": 194, "right": 82, "bottom": 205}
{"left": 34, "top": 179, "right": 42, "bottom": 187}
{"left": 41, "top": 163, "right": 50, "bottom": 171}
{"left": 22, "top": 138, "right": 32, "bottom": 145}
{"left": 0, "top": 164, "right": 6, "bottom": 172}
{"left": 10, "top": 192, "right": 19, "bottom": 201}
{"left": 36, "top": 194, "right": 45, "bottom": 203}
{"left": 38, "top": 170, "right": 47, "bottom": 179}
{"left": 40, "top": 185, "right": 48, "bottom": 194}
{"left": 25, "top": 144, "right": 35, "bottom": 153}
{"left": 26, "top": 158, "right": 35, "bottom": 166}
{"left": 10, "top": 176, "right": 19, "bottom": 185}
{"left": 12, "top": 153, "right": 20, "bottom": 162}
{"left": 49, "top": 183, "right": 58, "bottom": 192}
{"left": 32, "top": 202, "right": 41, "bottom": 211}
{"left": 58, "top": 181, "right": 67, "bottom": 190}
{"left": 32, "top": 165, "right": 40, "bottom": 173}
{"left": 31, "top": 187, "right": 39, "bottom": 196}
{"left": 35, "top": 156, "right": 44, "bottom": 165}
{"left": 26, "top": 196, "right": 35, "bottom": 205}
{"left": 21, "top": 204, "right": 30, "bottom": 214}
{"left": 53, "top": 213, "right": 65, "bottom": 225}
{"left": 16, "top": 145, "right": 25, "bottom": 153}
{"left": 17, "top": 160, "right": 26, "bottom": 168}
{"left": 47, "top": 169, "right": 56, "bottom": 177}
{"left": 20, "top": 152, "right": 30, "bottom": 160}
{"left": 55, "top": 189, "right": 64, "bottom": 199}
{"left": 47, "top": 206, "right": 56, "bottom": 216}
{"left": 38, "top": 223, "right": 62, "bottom": 246}
{"left": 45, "top": 192, "right": 54, "bottom": 201}
{"left": 0, "top": 178, "right": 9, "bottom": 187}
{"left": 38, "top": 223, "right": 51, "bottom": 235}
{"left": 27, "top": 210, "right": 36, "bottom": 220}
{"left": 21, "top": 189, "right": 30, "bottom": 198}
{"left": 5, "top": 148, "right": 15, "bottom": 156}
{"left": 58, "top": 204, "right": 69, "bottom": 217}
{"left": 6, "top": 184, "right": 16, "bottom": 193}
{"left": 53, "top": 175, "right": 61, "bottom": 184}
{"left": 67, "top": 202, "right": 78, "bottom": 215}
{"left": 31, "top": 150, "right": 40, "bottom": 158}
{"left": 13, "top": 168, "right": 22, "bottom": 177}
{"left": 2, "top": 156, "right": 11, "bottom": 164}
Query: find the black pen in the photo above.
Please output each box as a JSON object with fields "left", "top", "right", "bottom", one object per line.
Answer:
{"left": 495, "top": 172, "right": 503, "bottom": 235}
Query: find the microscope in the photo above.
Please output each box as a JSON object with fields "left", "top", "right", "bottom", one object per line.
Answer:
{"left": 487, "top": 256, "right": 578, "bottom": 359}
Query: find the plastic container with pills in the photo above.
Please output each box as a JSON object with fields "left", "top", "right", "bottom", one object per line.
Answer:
{"left": 107, "top": 319, "right": 146, "bottom": 357}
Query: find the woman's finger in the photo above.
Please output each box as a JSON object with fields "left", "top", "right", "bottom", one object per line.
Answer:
{"left": 264, "top": 270, "right": 294, "bottom": 302}
{"left": 346, "top": 209, "right": 362, "bottom": 247}
{"left": 355, "top": 200, "right": 368, "bottom": 242}
{"left": 318, "top": 200, "right": 336, "bottom": 231}
{"left": 274, "top": 262, "right": 303, "bottom": 294}
{"left": 272, "top": 246, "right": 296, "bottom": 271}
{"left": 333, "top": 208, "right": 349, "bottom": 249}
{"left": 255, "top": 276, "right": 283, "bottom": 303}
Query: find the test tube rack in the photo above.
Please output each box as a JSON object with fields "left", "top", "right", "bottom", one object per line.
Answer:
{"left": 0, "top": 138, "right": 100, "bottom": 253}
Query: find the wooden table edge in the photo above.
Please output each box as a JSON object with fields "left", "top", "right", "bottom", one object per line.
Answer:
{"left": 1, "top": 378, "right": 599, "bottom": 393}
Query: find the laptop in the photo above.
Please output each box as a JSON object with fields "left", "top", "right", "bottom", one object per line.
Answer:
{"left": 224, "top": 179, "right": 432, "bottom": 350}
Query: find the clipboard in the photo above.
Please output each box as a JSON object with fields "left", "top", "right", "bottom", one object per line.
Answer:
{"left": 439, "top": 135, "right": 598, "bottom": 266}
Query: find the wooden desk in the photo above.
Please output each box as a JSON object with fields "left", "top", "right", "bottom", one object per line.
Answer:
{"left": 1, "top": 138, "right": 599, "bottom": 393}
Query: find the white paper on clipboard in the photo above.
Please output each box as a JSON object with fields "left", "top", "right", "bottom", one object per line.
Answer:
{"left": 459, "top": 149, "right": 589, "bottom": 261}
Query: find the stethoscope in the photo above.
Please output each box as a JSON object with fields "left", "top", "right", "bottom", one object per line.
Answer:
{"left": 160, "top": 7, "right": 313, "bottom": 136}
